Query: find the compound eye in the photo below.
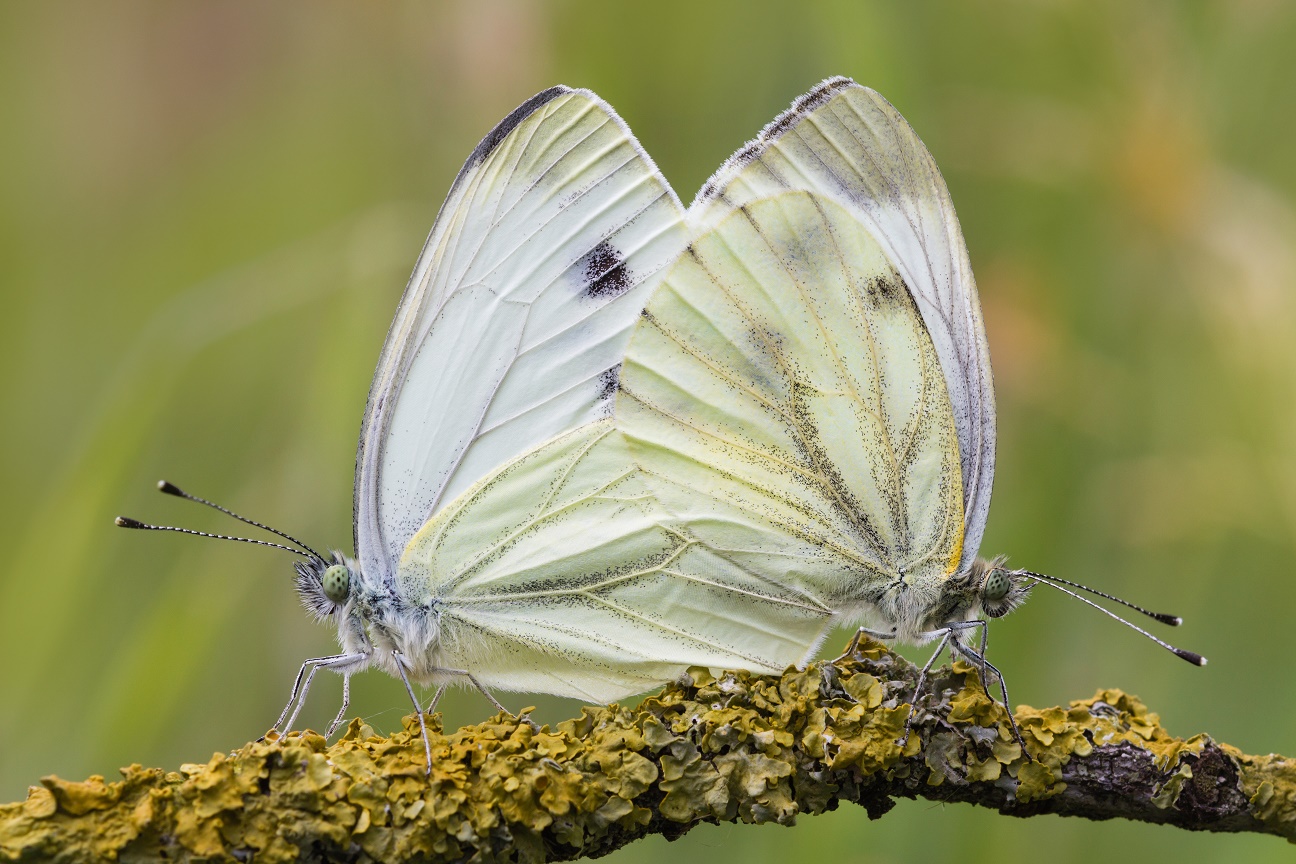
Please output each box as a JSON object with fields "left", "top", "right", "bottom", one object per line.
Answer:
{"left": 322, "top": 564, "right": 350, "bottom": 604}
{"left": 983, "top": 568, "right": 1010, "bottom": 604}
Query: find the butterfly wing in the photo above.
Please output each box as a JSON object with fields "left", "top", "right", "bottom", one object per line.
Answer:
{"left": 617, "top": 191, "right": 965, "bottom": 624}
{"left": 691, "top": 78, "right": 994, "bottom": 574}
{"left": 399, "top": 419, "right": 833, "bottom": 701}
{"left": 354, "top": 88, "right": 689, "bottom": 586}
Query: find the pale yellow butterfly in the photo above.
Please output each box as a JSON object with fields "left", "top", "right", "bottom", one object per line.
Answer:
{"left": 615, "top": 79, "right": 1204, "bottom": 747}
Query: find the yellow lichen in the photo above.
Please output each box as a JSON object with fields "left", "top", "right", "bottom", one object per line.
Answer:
{"left": 1234, "top": 750, "right": 1296, "bottom": 834}
{"left": 0, "top": 642, "right": 1288, "bottom": 862}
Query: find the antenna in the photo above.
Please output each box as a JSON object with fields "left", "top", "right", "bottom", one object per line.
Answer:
{"left": 114, "top": 516, "right": 311, "bottom": 557}
{"left": 155, "top": 480, "right": 326, "bottom": 562}
{"left": 1022, "top": 576, "right": 1207, "bottom": 666}
{"left": 1019, "top": 570, "right": 1181, "bottom": 626}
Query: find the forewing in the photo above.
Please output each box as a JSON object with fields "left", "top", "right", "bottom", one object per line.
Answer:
{"left": 617, "top": 192, "right": 965, "bottom": 611}
{"left": 355, "top": 88, "right": 689, "bottom": 584}
{"left": 399, "top": 420, "right": 832, "bottom": 702}
{"left": 692, "top": 78, "right": 993, "bottom": 573}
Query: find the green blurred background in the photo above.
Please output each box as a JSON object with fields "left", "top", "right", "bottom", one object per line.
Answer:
{"left": 3, "top": 1, "right": 1295, "bottom": 860}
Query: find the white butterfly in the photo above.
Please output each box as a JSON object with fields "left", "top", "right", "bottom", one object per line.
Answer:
{"left": 615, "top": 79, "right": 1203, "bottom": 748}
{"left": 690, "top": 78, "right": 995, "bottom": 573}
{"left": 616, "top": 77, "right": 1000, "bottom": 647}
{"left": 294, "top": 87, "right": 704, "bottom": 740}
{"left": 121, "top": 88, "right": 698, "bottom": 761}
{"left": 618, "top": 186, "right": 1002, "bottom": 679}
{"left": 243, "top": 86, "right": 828, "bottom": 757}
{"left": 280, "top": 87, "right": 838, "bottom": 758}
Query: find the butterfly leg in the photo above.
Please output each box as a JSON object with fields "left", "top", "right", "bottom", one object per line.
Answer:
{"left": 950, "top": 640, "right": 1030, "bottom": 760}
{"left": 285, "top": 654, "right": 367, "bottom": 734}
{"left": 939, "top": 619, "right": 993, "bottom": 695}
{"left": 272, "top": 653, "right": 347, "bottom": 732}
{"left": 283, "top": 664, "right": 328, "bottom": 735}
{"left": 393, "top": 651, "right": 434, "bottom": 775}
{"left": 896, "top": 630, "right": 953, "bottom": 750}
{"left": 425, "top": 682, "right": 450, "bottom": 716}
{"left": 833, "top": 626, "right": 897, "bottom": 663}
{"left": 973, "top": 619, "right": 991, "bottom": 694}
{"left": 271, "top": 652, "right": 367, "bottom": 736}
{"left": 403, "top": 662, "right": 542, "bottom": 734}
{"left": 938, "top": 621, "right": 1026, "bottom": 754}
{"left": 420, "top": 666, "right": 540, "bottom": 727}
{"left": 324, "top": 673, "right": 352, "bottom": 738}
{"left": 465, "top": 672, "right": 541, "bottom": 732}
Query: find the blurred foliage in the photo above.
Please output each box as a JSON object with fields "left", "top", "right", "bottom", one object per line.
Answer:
{"left": 2, "top": 1, "right": 1295, "bottom": 861}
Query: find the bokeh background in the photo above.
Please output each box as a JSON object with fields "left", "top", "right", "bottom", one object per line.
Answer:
{"left": 3, "top": 1, "right": 1295, "bottom": 860}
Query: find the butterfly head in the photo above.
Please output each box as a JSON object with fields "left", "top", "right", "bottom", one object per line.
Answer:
{"left": 971, "top": 556, "right": 1032, "bottom": 620}
{"left": 295, "top": 552, "right": 358, "bottom": 620}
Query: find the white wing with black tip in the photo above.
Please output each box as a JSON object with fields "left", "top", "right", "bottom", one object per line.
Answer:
{"left": 354, "top": 87, "right": 689, "bottom": 586}
{"left": 690, "top": 77, "right": 995, "bottom": 574}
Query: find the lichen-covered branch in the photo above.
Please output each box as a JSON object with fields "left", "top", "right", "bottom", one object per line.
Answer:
{"left": 3, "top": 640, "right": 1293, "bottom": 863}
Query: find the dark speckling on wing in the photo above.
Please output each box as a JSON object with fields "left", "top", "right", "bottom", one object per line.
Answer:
{"left": 764, "top": 76, "right": 852, "bottom": 139}
{"left": 696, "top": 77, "right": 856, "bottom": 203}
{"left": 581, "top": 241, "right": 632, "bottom": 299}
{"left": 598, "top": 364, "right": 621, "bottom": 402}
{"left": 466, "top": 86, "right": 568, "bottom": 171}
{"left": 685, "top": 77, "right": 997, "bottom": 579}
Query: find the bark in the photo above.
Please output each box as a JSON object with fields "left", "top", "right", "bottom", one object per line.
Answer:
{"left": 2, "top": 640, "right": 1292, "bottom": 863}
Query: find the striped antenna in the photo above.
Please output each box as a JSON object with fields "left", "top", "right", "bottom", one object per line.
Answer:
{"left": 115, "top": 516, "right": 309, "bottom": 557}
{"left": 155, "top": 480, "right": 326, "bottom": 562}
{"left": 1019, "top": 570, "right": 1181, "bottom": 626}
{"left": 1020, "top": 574, "right": 1206, "bottom": 666}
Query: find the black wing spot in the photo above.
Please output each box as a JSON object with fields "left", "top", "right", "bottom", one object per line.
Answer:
{"left": 871, "top": 274, "right": 898, "bottom": 301}
{"left": 598, "top": 365, "right": 621, "bottom": 401}
{"left": 581, "top": 241, "right": 632, "bottom": 299}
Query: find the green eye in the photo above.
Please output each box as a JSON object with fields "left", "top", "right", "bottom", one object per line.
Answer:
{"left": 322, "top": 564, "right": 350, "bottom": 604}
{"left": 983, "top": 569, "right": 1010, "bottom": 603}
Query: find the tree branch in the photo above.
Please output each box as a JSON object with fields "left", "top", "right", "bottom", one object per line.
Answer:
{"left": 3, "top": 640, "right": 1293, "bottom": 862}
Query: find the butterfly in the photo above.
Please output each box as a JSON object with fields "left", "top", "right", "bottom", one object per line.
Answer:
{"left": 119, "top": 85, "right": 832, "bottom": 768}
{"left": 613, "top": 77, "right": 1204, "bottom": 749}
